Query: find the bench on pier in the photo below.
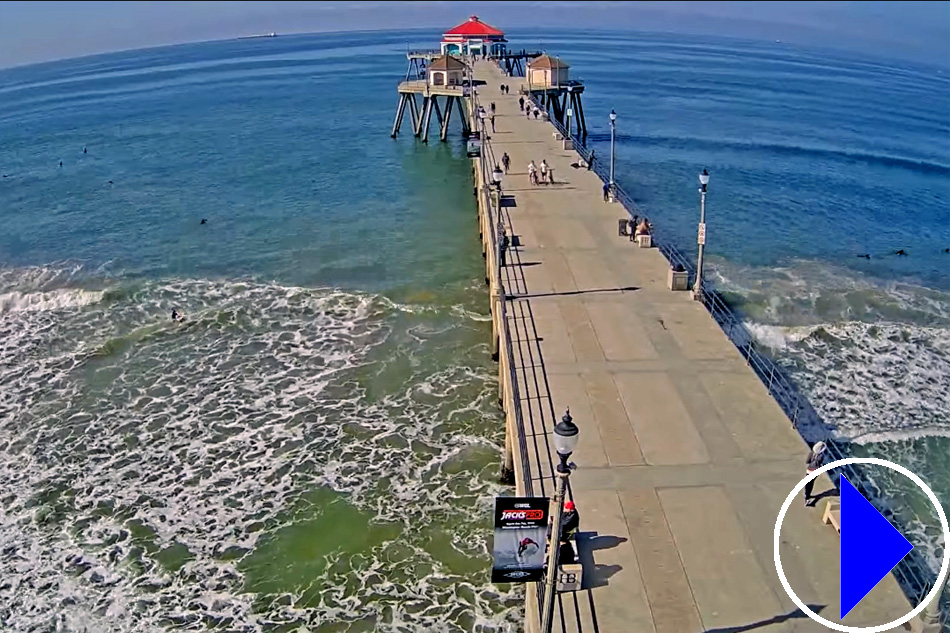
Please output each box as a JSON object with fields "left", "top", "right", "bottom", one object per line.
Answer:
{"left": 823, "top": 500, "right": 841, "bottom": 534}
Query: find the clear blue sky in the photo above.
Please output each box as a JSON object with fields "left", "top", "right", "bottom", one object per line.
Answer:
{"left": 0, "top": 1, "right": 948, "bottom": 69}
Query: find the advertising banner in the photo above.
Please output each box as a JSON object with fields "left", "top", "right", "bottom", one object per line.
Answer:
{"left": 491, "top": 496, "right": 550, "bottom": 583}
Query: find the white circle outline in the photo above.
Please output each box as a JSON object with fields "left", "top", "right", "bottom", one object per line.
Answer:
{"left": 773, "top": 457, "right": 949, "bottom": 632}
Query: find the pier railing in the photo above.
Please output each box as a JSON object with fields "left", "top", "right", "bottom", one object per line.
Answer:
{"left": 536, "top": 98, "right": 946, "bottom": 623}
{"left": 471, "top": 90, "right": 551, "bottom": 627}
{"left": 472, "top": 93, "right": 534, "bottom": 498}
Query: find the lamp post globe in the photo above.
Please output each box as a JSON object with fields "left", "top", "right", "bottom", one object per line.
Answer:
{"left": 493, "top": 165, "right": 504, "bottom": 187}
{"left": 553, "top": 408, "right": 579, "bottom": 472}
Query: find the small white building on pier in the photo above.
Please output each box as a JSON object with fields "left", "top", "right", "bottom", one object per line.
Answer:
{"left": 428, "top": 55, "right": 466, "bottom": 86}
{"left": 527, "top": 54, "right": 570, "bottom": 88}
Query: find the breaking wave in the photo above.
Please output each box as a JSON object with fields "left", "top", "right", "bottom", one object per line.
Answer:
{"left": 0, "top": 265, "right": 520, "bottom": 632}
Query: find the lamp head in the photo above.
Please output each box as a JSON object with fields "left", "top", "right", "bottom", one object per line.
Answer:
{"left": 699, "top": 168, "right": 710, "bottom": 186}
{"left": 609, "top": 109, "right": 617, "bottom": 123}
{"left": 553, "top": 408, "right": 579, "bottom": 459}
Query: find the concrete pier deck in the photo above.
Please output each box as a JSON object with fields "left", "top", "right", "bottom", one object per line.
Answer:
{"left": 470, "top": 61, "right": 918, "bottom": 632}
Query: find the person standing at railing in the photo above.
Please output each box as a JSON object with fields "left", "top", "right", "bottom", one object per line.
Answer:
{"left": 499, "top": 227, "right": 510, "bottom": 268}
{"left": 603, "top": 181, "right": 610, "bottom": 202}
{"left": 804, "top": 441, "right": 828, "bottom": 507}
{"left": 629, "top": 215, "right": 640, "bottom": 241}
{"left": 587, "top": 150, "right": 595, "bottom": 171}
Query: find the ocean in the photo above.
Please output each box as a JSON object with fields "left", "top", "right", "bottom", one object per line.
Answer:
{"left": 0, "top": 27, "right": 947, "bottom": 632}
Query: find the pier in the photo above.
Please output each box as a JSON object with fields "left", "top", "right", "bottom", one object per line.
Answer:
{"left": 465, "top": 60, "right": 923, "bottom": 632}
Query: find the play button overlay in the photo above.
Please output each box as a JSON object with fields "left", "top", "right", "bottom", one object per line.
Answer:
{"left": 840, "top": 475, "right": 914, "bottom": 619}
{"left": 774, "top": 457, "right": 950, "bottom": 633}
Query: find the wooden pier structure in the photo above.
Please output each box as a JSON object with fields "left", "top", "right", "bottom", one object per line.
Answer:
{"left": 463, "top": 59, "right": 922, "bottom": 633}
{"left": 390, "top": 44, "right": 934, "bottom": 631}
{"left": 391, "top": 81, "right": 471, "bottom": 142}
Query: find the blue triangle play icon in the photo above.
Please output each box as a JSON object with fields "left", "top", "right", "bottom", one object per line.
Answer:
{"left": 840, "top": 475, "right": 914, "bottom": 619}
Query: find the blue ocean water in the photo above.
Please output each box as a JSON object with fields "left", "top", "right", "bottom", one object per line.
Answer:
{"left": 0, "top": 28, "right": 947, "bottom": 631}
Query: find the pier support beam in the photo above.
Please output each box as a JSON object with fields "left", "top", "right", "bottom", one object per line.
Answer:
{"left": 457, "top": 97, "right": 471, "bottom": 137}
{"left": 390, "top": 94, "right": 408, "bottom": 138}
{"left": 408, "top": 94, "right": 419, "bottom": 133}
{"left": 415, "top": 96, "right": 431, "bottom": 138}
{"left": 432, "top": 98, "right": 444, "bottom": 132}
{"left": 528, "top": 86, "right": 588, "bottom": 144}
{"left": 422, "top": 99, "right": 434, "bottom": 143}
{"left": 573, "top": 91, "right": 587, "bottom": 139}
{"left": 440, "top": 96, "right": 454, "bottom": 142}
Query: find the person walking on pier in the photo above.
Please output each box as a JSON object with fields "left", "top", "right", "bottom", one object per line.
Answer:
{"left": 490, "top": 102, "right": 496, "bottom": 115}
{"left": 603, "top": 181, "right": 610, "bottom": 202}
{"left": 519, "top": 96, "right": 525, "bottom": 111}
{"left": 804, "top": 441, "right": 828, "bottom": 507}
{"left": 528, "top": 160, "right": 538, "bottom": 185}
{"left": 539, "top": 160, "right": 548, "bottom": 184}
{"left": 501, "top": 152, "right": 510, "bottom": 174}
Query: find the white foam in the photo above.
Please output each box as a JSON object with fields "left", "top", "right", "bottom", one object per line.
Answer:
{"left": 0, "top": 269, "right": 520, "bottom": 631}
{"left": 744, "top": 322, "right": 794, "bottom": 351}
{"left": 848, "top": 426, "right": 950, "bottom": 445}
{"left": 710, "top": 256, "right": 950, "bottom": 327}
{"left": 0, "top": 288, "right": 105, "bottom": 313}
{"left": 772, "top": 321, "right": 950, "bottom": 441}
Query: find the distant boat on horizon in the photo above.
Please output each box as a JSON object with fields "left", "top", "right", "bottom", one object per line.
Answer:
{"left": 238, "top": 32, "right": 277, "bottom": 40}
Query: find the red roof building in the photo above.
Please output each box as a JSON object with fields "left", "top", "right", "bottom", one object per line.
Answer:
{"left": 440, "top": 16, "right": 507, "bottom": 57}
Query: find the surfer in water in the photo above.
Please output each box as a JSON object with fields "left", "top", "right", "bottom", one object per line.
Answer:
{"left": 171, "top": 309, "right": 184, "bottom": 323}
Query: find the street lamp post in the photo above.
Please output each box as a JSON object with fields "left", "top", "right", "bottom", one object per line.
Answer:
{"left": 566, "top": 105, "right": 573, "bottom": 141}
{"left": 609, "top": 109, "right": 617, "bottom": 202}
{"left": 693, "top": 168, "right": 710, "bottom": 301}
{"left": 540, "top": 409, "right": 580, "bottom": 633}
